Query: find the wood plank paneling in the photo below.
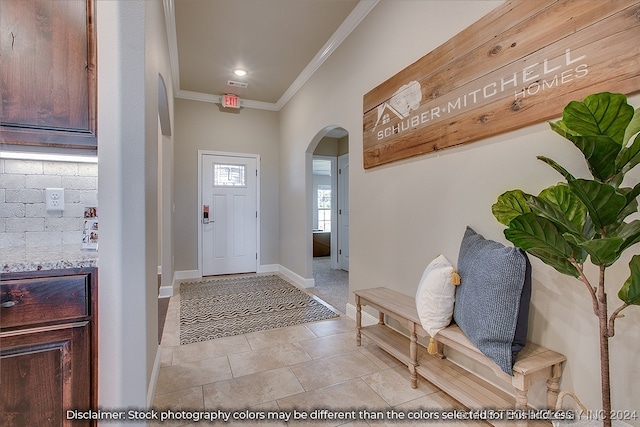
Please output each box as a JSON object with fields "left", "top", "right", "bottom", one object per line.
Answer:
{"left": 363, "top": 0, "right": 640, "bottom": 169}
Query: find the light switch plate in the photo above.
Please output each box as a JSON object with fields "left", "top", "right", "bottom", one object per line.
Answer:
{"left": 45, "top": 188, "right": 65, "bottom": 211}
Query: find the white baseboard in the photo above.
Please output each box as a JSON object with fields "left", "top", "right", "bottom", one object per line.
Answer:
{"left": 346, "top": 302, "right": 379, "bottom": 326}
{"left": 278, "top": 265, "right": 314, "bottom": 288}
{"left": 147, "top": 344, "right": 162, "bottom": 407}
{"left": 174, "top": 269, "right": 200, "bottom": 281}
{"left": 258, "top": 264, "right": 279, "bottom": 273}
{"left": 158, "top": 286, "right": 173, "bottom": 298}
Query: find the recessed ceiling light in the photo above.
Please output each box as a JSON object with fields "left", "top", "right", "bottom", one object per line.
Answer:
{"left": 233, "top": 69, "right": 247, "bottom": 77}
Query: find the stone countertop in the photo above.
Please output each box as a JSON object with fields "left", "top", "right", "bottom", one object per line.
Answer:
{"left": 1, "top": 245, "right": 98, "bottom": 273}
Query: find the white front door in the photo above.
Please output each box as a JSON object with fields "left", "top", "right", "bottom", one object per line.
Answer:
{"left": 338, "top": 154, "right": 349, "bottom": 271}
{"left": 201, "top": 154, "right": 257, "bottom": 276}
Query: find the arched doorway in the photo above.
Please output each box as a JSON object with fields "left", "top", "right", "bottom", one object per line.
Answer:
{"left": 305, "top": 126, "right": 349, "bottom": 313}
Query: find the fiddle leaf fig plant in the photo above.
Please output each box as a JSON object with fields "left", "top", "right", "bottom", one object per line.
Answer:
{"left": 492, "top": 92, "right": 640, "bottom": 427}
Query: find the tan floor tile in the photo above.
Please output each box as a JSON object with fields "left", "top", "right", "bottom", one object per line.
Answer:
{"left": 161, "top": 325, "right": 180, "bottom": 347}
{"left": 304, "top": 316, "right": 355, "bottom": 337}
{"left": 361, "top": 366, "right": 435, "bottom": 407}
{"left": 358, "top": 346, "right": 403, "bottom": 369}
{"left": 149, "top": 386, "right": 204, "bottom": 427}
{"left": 155, "top": 294, "right": 474, "bottom": 427}
{"left": 276, "top": 378, "right": 389, "bottom": 426}
{"left": 160, "top": 346, "right": 173, "bottom": 367}
{"left": 289, "top": 350, "right": 381, "bottom": 391}
{"left": 171, "top": 334, "right": 251, "bottom": 365}
{"left": 228, "top": 342, "right": 312, "bottom": 377}
{"left": 245, "top": 324, "right": 318, "bottom": 350}
{"left": 217, "top": 400, "right": 289, "bottom": 427}
{"left": 162, "top": 313, "right": 180, "bottom": 331}
{"left": 156, "top": 356, "right": 232, "bottom": 395}
{"left": 202, "top": 367, "right": 304, "bottom": 409}
{"left": 153, "top": 385, "right": 204, "bottom": 409}
{"left": 298, "top": 331, "right": 360, "bottom": 359}
{"left": 385, "top": 392, "right": 491, "bottom": 427}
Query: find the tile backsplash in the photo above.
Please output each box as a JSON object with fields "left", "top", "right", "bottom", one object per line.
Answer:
{"left": 0, "top": 158, "right": 98, "bottom": 252}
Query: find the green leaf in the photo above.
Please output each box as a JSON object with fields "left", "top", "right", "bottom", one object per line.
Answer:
{"left": 504, "top": 213, "right": 579, "bottom": 277}
{"left": 561, "top": 232, "right": 588, "bottom": 264}
{"left": 617, "top": 184, "right": 640, "bottom": 220}
{"left": 562, "top": 92, "right": 634, "bottom": 144}
{"left": 618, "top": 255, "right": 640, "bottom": 306}
{"left": 537, "top": 156, "right": 576, "bottom": 181}
{"left": 617, "top": 109, "right": 640, "bottom": 175}
{"left": 578, "top": 237, "right": 624, "bottom": 266}
{"left": 550, "top": 120, "right": 578, "bottom": 140}
{"left": 492, "top": 190, "right": 531, "bottom": 226}
{"left": 536, "top": 184, "right": 587, "bottom": 232}
{"left": 611, "top": 220, "right": 640, "bottom": 255}
{"left": 622, "top": 107, "right": 640, "bottom": 147}
{"left": 568, "top": 135, "right": 621, "bottom": 182}
{"left": 528, "top": 196, "right": 582, "bottom": 236}
{"left": 568, "top": 179, "right": 626, "bottom": 229}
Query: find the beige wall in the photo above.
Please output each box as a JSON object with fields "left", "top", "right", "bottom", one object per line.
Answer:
{"left": 314, "top": 137, "right": 340, "bottom": 157}
{"left": 173, "top": 99, "right": 280, "bottom": 272}
{"left": 279, "top": 0, "right": 640, "bottom": 419}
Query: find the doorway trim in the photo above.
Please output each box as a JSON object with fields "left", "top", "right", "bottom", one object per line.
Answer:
{"left": 197, "top": 150, "right": 261, "bottom": 278}
{"left": 337, "top": 153, "right": 349, "bottom": 271}
{"left": 312, "top": 155, "right": 338, "bottom": 268}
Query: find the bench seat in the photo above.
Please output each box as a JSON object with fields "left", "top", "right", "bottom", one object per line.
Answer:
{"left": 354, "top": 287, "right": 566, "bottom": 415}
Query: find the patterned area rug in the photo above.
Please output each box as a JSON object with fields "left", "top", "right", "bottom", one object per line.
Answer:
{"left": 180, "top": 275, "right": 339, "bottom": 345}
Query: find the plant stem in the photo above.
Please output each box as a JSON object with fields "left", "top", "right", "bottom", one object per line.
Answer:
{"left": 608, "top": 303, "right": 628, "bottom": 338}
{"left": 598, "top": 266, "right": 612, "bottom": 427}
{"left": 571, "top": 258, "right": 599, "bottom": 316}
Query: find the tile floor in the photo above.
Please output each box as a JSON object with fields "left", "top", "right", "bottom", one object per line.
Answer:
{"left": 152, "top": 277, "right": 489, "bottom": 427}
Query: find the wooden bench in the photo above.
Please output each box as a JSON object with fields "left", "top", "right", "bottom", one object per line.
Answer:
{"left": 354, "top": 287, "right": 566, "bottom": 412}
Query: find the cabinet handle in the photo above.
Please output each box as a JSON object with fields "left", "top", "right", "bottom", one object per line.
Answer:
{"left": 1, "top": 301, "right": 16, "bottom": 308}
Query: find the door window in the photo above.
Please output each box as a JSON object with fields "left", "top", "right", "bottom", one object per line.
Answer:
{"left": 213, "top": 164, "right": 246, "bottom": 187}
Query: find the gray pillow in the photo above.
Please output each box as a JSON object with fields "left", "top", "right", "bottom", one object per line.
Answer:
{"left": 453, "top": 227, "right": 529, "bottom": 375}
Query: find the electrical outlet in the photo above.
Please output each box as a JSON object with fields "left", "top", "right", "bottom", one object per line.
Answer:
{"left": 45, "top": 188, "right": 65, "bottom": 211}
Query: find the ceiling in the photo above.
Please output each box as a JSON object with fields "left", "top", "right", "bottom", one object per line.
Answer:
{"left": 165, "top": 0, "right": 379, "bottom": 111}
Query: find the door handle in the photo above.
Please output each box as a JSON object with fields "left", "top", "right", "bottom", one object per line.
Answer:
{"left": 203, "top": 205, "right": 211, "bottom": 224}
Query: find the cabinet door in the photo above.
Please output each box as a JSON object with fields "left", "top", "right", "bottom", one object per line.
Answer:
{"left": 0, "top": 324, "right": 91, "bottom": 427}
{"left": 0, "top": 0, "right": 96, "bottom": 149}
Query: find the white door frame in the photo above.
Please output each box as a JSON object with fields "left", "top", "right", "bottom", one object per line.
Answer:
{"left": 197, "top": 150, "right": 261, "bottom": 277}
{"left": 337, "top": 153, "right": 349, "bottom": 271}
{"left": 312, "top": 155, "right": 338, "bottom": 268}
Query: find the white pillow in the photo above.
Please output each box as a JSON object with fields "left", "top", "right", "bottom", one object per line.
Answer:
{"left": 415, "top": 254, "right": 456, "bottom": 338}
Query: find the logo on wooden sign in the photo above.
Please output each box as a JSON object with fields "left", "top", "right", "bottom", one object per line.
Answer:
{"left": 363, "top": 0, "right": 640, "bottom": 169}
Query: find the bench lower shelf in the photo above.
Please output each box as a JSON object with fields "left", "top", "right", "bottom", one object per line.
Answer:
{"left": 361, "top": 324, "right": 555, "bottom": 426}
{"left": 361, "top": 324, "right": 515, "bottom": 409}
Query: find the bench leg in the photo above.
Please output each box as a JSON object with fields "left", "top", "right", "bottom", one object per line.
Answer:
{"left": 546, "top": 375, "right": 561, "bottom": 408}
{"left": 356, "top": 297, "right": 362, "bottom": 346}
{"left": 434, "top": 340, "right": 445, "bottom": 359}
{"left": 515, "top": 388, "right": 528, "bottom": 409}
{"left": 409, "top": 327, "right": 418, "bottom": 389}
{"left": 378, "top": 311, "right": 385, "bottom": 325}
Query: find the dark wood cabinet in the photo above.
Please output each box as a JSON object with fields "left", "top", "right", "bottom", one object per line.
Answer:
{"left": 0, "top": 0, "right": 97, "bottom": 150}
{"left": 0, "top": 268, "right": 98, "bottom": 427}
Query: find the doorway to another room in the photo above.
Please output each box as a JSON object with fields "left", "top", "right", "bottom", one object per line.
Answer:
{"left": 309, "top": 127, "right": 349, "bottom": 314}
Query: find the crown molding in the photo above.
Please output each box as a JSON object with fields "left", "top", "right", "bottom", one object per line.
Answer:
{"left": 163, "top": 0, "right": 379, "bottom": 112}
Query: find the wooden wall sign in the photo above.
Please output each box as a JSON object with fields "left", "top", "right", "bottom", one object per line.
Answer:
{"left": 363, "top": 0, "right": 640, "bottom": 169}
